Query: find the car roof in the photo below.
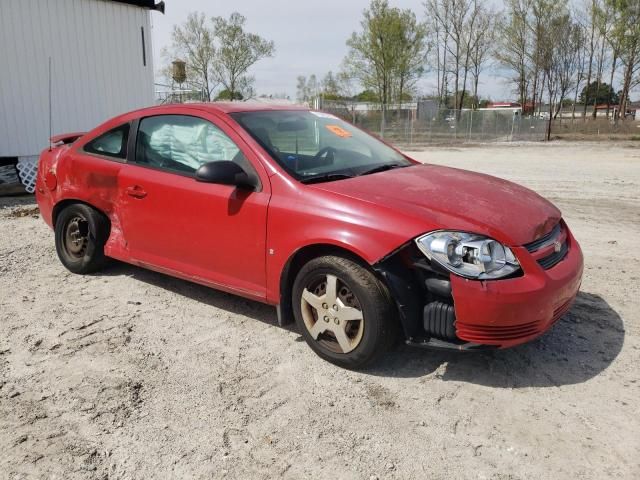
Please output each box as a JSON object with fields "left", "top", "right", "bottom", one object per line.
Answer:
{"left": 127, "top": 102, "right": 310, "bottom": 118}
{"left": 85, "top": 102, "right": 314, "bottom": 142}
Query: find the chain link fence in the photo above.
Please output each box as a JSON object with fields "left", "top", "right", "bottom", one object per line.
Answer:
{"left": 320, "top": 100, "right": 549, "bottom": 146}
{"left": 549, "top": 116, "right": 640, "bottom": 141}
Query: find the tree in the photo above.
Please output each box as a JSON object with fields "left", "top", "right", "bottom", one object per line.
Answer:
{"left": 215, "top": 89, "right": 244, "bottom": 101}
{"left": 426, "top": 0, "right": 486, "bottom": 113}
{"left": 530, "top": 0, "right": 560, "bottom": 115}
{"left": 424, "top": 0, "right": 451, "bottom": 106}
{"left": 296, "top": 71, "right": 354, "bottom": 106}
{"left": 495, "top": 0, "right": 532, "bottom": 109}
{"left": 212, "top": 12, "right": 275, "bottom": 100}
{"left": 355, "top": 90, "right": 379, "bottom": 102}
{"left": 581, "top": 0, "right": 599, "bottom": 118}
{"left": 163, "top": 12, "right": 218, "bottom": 101}
{"left": 296, "top": 75, "right": 318, "bottom": 105}
{"left": 321, "top": 71, "right": 343, "bottom": 100}
{"left": 469, "top": 9, "right": 496, "bottom": 108}
{"left": 344, "top": 0, "right": 428, "bottom": 126}
{"left": 579, "top": 81, "right": 619, "bottom": 104}
{"left": 547, "top": 12, "right": 583, "bottom": 119}
{"left": 607, "top": 0, "right": 640, "bottom": 120}
{"left": 605, "top": 11, "right": 623, "bottom": 117}
{"left": 392, "top": 9, "right": 428, "bottom": 109}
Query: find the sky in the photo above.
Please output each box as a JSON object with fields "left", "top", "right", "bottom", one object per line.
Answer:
{"left": 149, "top": 0, "right": 510, "bottom": 101}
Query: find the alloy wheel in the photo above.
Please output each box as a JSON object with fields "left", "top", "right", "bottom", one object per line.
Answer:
{"left": 300, "top": 274, "right": 365, "bottom": 354}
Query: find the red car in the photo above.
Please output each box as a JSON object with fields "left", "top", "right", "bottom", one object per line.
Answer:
{"left": 36, "top": 103, "right": 583, "bottom": 368}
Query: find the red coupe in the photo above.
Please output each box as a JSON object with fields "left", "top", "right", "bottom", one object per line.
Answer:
{"left": 36, "top": 103, "right": 583, "bottom": 368}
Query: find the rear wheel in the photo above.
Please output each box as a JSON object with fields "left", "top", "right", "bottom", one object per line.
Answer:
{"left": 55, "top": 204, "right": 110, "bottom": 274}
{"left": 292, "top": 255, "right": 397, "bottom": 369}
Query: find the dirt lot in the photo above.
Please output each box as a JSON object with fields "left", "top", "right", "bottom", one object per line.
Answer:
{"left": 1, "top": 142, "right": 638, "bottom": 479}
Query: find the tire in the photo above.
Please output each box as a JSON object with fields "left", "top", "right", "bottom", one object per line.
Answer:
{"left": 292, "top": 255, "right": 397, "bottom": 369}
{"left": 54, "top": 203, "right": 110, "bottom": 274}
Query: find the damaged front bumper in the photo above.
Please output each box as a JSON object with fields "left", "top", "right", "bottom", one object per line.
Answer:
{"left": 374, "top": 223, "right": 584, "bottom": 351}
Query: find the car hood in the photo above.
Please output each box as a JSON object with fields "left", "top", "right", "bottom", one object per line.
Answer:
{"left": 312, "top": 164, "right": 561, "bottom": 246}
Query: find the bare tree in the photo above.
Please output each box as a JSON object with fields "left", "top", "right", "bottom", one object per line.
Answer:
{"left": 424, "top": 0, "right": 451, "bottom": 106}
{"left": 456, "top": 0, "right": 484, "bottom": 111}
{"left": 530, "top": 0, "right": 559, "bottom": 114}
{"left": 607, "top": 0, "right": 640, "bottom": 120}
{"left": 495, "top": 0, "right": 532, "bottom": 108}
{"left": 425, "top": 0, "right": 488, "bottom": 112}
{"left": 296, "top": 75, "right": 318, "bottom": 106}
{"left": 550, "top": 14, "right": 583, "bottom": 119}
{"left": 571, "top": 23, "right": 588, "bottom": 118}
{"left": 581, "top": 0, "right": 599, "bottom": 118}
{"left": 588, "top": 0, "right": 612, "bottom": 117}
{"left": 469, "top": 9, "right": 495, "bottom": 108}
{"left": 605, "top": 17, "right": 623, "bottom": 117}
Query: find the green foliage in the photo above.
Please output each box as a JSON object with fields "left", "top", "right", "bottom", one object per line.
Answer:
{"left": 212, "top": 12, "right": 275, "bottom": 100}
{"left": 215, "top": 89, "right": 244, "bottom": 101}
{"left": 580, "top": 82, "right": 619, "bottom": 105}
{"left": 343, "top": 0, "right": 428, "bottom": 108}
{"left": 606, "top": 0, "right": 640, "bottom": 117}
{"left": 355, "top": 90, "right": 379, "bottom": 102}
{"left": 164, "top": 11, "right": 275, "bottom": 102}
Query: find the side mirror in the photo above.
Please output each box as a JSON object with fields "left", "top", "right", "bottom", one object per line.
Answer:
{"left": 195, "top": 161, "right": 254, "bottom": 189}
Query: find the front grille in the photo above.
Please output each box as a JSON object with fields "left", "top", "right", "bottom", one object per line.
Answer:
{"left": 525, "top": 223, "right": 561, "bottom": 253}
{"left": 538, "top": 242, "right": 569, "bottom": 270}
{"left": 524, "top": 222, "right": 569, "bottom": 270}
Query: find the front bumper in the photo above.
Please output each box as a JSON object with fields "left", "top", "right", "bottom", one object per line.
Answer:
{"left": 450, "top": 225, "right": 583, "bottom": 348}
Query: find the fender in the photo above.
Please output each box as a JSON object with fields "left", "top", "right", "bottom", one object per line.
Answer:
{"left": 264, "top": 173, "right": 429, "bottom": 306}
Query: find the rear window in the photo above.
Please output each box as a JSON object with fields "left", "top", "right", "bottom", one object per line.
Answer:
{"left": 84, "top": 124, "right": 130, "bottom": 159}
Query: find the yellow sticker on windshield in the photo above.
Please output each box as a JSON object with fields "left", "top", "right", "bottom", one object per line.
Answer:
{"left": 326, "top": 125, "right": 352, "bottom": 138}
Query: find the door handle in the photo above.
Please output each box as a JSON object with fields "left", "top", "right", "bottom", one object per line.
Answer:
{"left": 126, "top": 185, "right": 147, "bottom": 199}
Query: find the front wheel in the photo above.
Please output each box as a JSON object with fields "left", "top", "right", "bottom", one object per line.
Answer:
{"left": 292, "top": 255, "right": 397, "bottom": 369}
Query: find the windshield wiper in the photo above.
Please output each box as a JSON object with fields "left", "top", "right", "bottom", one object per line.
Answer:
{"left": 300, "top": 173, "right": 354, "bottom": 185}
{"left": 359, "top": 163, "right": 406, "bottom": 177}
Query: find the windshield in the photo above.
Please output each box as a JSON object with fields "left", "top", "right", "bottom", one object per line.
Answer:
{"left": 230, "top": 110, "right": 412, "bottom": 183}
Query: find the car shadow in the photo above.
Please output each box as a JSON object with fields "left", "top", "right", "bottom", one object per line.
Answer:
{"left": 98, "top": 262, "right": 624, "bottom": 387}
{"left": 368, "top": 291, "right": 625, "bottom": 387}
{"left": 98, "top": 261, "right": 288, "bottom": 331}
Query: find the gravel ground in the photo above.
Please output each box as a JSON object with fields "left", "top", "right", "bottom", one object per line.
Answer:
{"left": 0, "top": 142, "right": 638, "bottom": 480}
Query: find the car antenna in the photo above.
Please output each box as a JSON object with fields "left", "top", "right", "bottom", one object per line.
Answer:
{"left": 48, "top": 56, "right": 53, "bottom": 152}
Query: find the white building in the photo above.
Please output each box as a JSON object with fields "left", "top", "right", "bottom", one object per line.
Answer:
{"left": 0, "top": 0, "right": 164, "bottom": 190}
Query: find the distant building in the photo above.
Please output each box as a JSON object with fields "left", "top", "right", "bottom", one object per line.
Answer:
{"left": 482, "top": 102, "right": 536, "bottom": 116}
{"left": 0, "top": 0, "right": 164, "bottom": 192}
{"left": 592, "top": 104, "right": 638, "bottom": 119}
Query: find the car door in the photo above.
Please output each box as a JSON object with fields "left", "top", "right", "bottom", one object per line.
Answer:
{"left": 117, "top": 111, "right": 270, "bottom": 301}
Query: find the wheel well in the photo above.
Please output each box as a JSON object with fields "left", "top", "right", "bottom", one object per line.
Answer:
{"left": 277, "top": 244, "right": 376, "bottom": 326}
{"left": 52, "top": 199, "right": 110, "bottom": 231}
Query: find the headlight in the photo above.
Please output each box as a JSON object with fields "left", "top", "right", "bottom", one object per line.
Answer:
{"left": 415, "top": 231, "right": 520, "bottom": 280}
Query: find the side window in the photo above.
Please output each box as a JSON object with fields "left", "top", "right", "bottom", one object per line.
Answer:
{"left": 134, "top": 115, "right": 249, "bottom": 175}
{"left": 84, "top": 124, "right": 129, "bottom": 159}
